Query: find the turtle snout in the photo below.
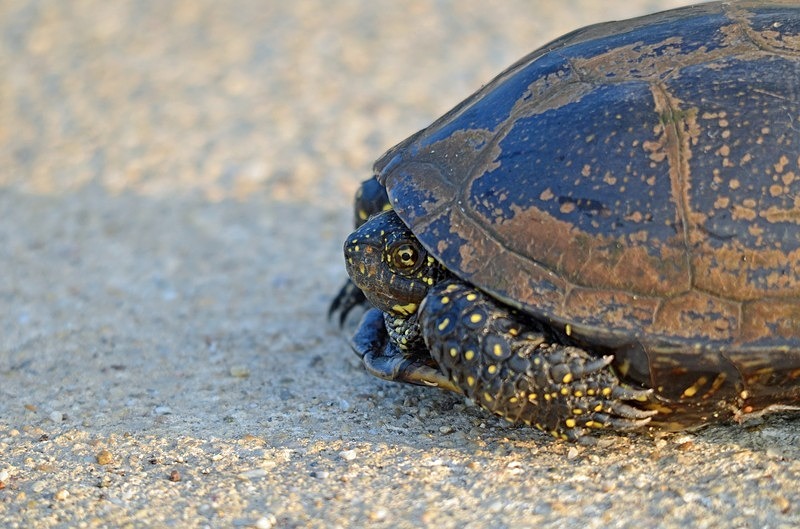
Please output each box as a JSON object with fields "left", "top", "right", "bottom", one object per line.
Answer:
{"left": 343, "top": 234, "right": 382, "bottom": 287}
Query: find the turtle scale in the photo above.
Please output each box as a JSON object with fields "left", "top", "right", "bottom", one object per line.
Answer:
{"left": 375, "top": 1, "right": 800, "bottom": 418}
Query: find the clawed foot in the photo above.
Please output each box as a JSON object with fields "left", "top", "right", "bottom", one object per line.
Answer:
{"left": 329, "top": 279, "right": 368, "bottom": 326}
{"left": 517, "top": 345, "right": 655, "bottom": 441}
{"left": 351, "top": 308, "right": 461, "bottom": 393}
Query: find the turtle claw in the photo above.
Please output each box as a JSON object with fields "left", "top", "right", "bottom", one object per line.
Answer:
{"left": 584, "top": 413, "right": 653, "bottom": 431}
{"left": 611, "top": 384, "right": 654, "bottom": 402}
{"left": 329, "top": 279, "right": 368, "bottom": 326}
{"left": 606, "top": 399, "right": 658, "bottom": 420}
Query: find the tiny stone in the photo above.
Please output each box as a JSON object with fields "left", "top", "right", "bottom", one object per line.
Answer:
{"left": 32, "top": 481, "right": 46, "bottom": 493}
{"left": 96, "top": 450, "right": 113, "bottom": 465}
{"left": 54, "top": 489, "right": 70, "bottom": 501}
{"left": 254, "top": 515, "right": 277, "bottom": 529}
{"left": 774, "top": 494, "right": 791, "bottom": 514}
{"left": 237, "top": 469, "right": 268, "bottom": 480}
{"left": 339, "top": 449, "right": 358, "bottom": 461}
{"left": 567, "top": 446, "right": 580, "bottom": 459}
{"left": 369, "top": 508, "right": 387, "bottom": 521}
{"left": 49, "top": 411, "right": 64, "bottom": 422}
{"left": 154, "top": 406, "right": 172, "bottom": 415}
{"left": 169, "top": 470, "right": 181, "bottom": 482}
{"left": 230, "top": 365, "right": 250, "bottom": 378}
{"left": 0, "top": 470, "right": 9, "bottom": 482}
{"left": 439, "top": 425, "right": 454, "bottom": 434}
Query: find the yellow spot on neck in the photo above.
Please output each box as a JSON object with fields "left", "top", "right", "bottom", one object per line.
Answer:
{"left": 392, "top": 302, "right": 418, "bottom": 316}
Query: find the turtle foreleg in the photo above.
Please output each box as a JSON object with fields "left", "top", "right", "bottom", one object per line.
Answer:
{"left": 419, "top": 280, "right": 656, "bottom": 441}
{"left": 352, "top": 308, "right": 461, "bottom": 392}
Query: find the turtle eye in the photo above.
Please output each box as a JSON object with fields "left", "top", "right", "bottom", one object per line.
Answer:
{"left": 389, "top": 242, "right": 421, "bottom": 271}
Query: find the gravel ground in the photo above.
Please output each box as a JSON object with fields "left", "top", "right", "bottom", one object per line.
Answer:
{"left": 1, "top": 1, "right": 799, "bottom": 528}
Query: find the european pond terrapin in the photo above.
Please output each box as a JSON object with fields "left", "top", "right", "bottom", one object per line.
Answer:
{"left": 331, "top": 0, "right": 800, "bottom": 441}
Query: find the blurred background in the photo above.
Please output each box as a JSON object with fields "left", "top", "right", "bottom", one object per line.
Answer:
{"left": 1, "top": 1, "right": 701, "bottom": 204}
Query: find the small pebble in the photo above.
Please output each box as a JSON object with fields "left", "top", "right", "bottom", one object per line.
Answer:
{"left": 0, "top": 470, "right": 9, "bottom": 482}
{"left": 169, "top": 470, "right": 181, "bottom": 482}
{"left": 49, "top": 411, "right": 64, "bottom": 422}
{"left": 774, "top": 494, "right": 791, "bottom": 514}
{"left": 339, "top": 449, "right": 357, "bottom": 461}
{"left": 54, "top": 489, "right": 70, "bottom": 501}
{"left": 254, "top": 515, "right": 277, "bottom": 529}
{"left": 237, "top": 469, "right": 268, "bottom": 480}
{"left": 567, "top": 446, "right": 580, "bottom": 459}
{"left": 230, "top": 365, "right": 250, "bottom": 378}
{"left": 439, "top": 425, "right": 454, "bottom": 434}
{"left": 154, "top": 406, "right": 172, "bottom": 415}
{"left": 96, "top": 450, "right": 113, "bottom": 465}
{"left": 369, "top": 508, "right": 387, "bottom": 521}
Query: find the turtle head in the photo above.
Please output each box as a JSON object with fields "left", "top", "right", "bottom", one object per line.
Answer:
{"left": 344, "top": 209, "right": 444, "bottom": 318}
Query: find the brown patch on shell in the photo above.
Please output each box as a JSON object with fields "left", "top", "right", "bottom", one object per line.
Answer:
{"left": 741, "top": 298, "right": 800, "bottom": 343}
{"left": 564, "top": 287, "right": 659, "bottom": 333}
{"left": 653, "top": 291, "right": 740, "bottom": 341}
{"left": 726, "top": 2, "right": 800, "bottom": 55}
{"left": 445, "top": 207, "right": 569, "bottom": 316}
{"left": 691, "top": 242, "right": 800, "bottom": 301}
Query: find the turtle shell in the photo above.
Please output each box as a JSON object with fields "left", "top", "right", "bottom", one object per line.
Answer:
{"left": 375, "top": 1, "right": 800, "bottom": 407}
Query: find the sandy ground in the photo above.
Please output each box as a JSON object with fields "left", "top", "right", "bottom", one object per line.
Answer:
{"left": 1, "top": 1, "right": 799, "bottom": 527}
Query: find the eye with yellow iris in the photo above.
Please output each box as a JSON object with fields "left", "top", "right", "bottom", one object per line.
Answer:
{"left": 389, "top": 241, "right": 422, "bottom": 272}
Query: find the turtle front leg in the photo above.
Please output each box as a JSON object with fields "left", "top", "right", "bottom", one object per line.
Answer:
{"left": 419, "top": 280, "right": 656, "bottom": 441}
{"left": 352, "top": 307, "right": 461, "bottom": 393}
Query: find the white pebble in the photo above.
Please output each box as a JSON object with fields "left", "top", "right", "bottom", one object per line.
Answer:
{"left": 49, "top": 411, "right": 64, "bottom": 422}
{"left": 229, "top": 365, "right": 250, "bottom": 378}
{"left": 55, "top": 489, "right": 70, "bottom": 501}
{"left": 339, "top": 449, "right": 358, "bottom": 461}
{"left": 254, "top": 515, "right": 277, "bottom": 529}
{"left": 154, "top": 406, "right": 172, "bottom": 415}
{"left": 237, "top": 469, "right": 268, "bottom": 480}
{"left": 0, "top": 470, "right": 9, "bottom": 481}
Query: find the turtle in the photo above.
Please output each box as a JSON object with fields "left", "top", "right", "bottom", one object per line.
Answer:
{"left": 330, "top": 0, "right": 800, "bottom": 441}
